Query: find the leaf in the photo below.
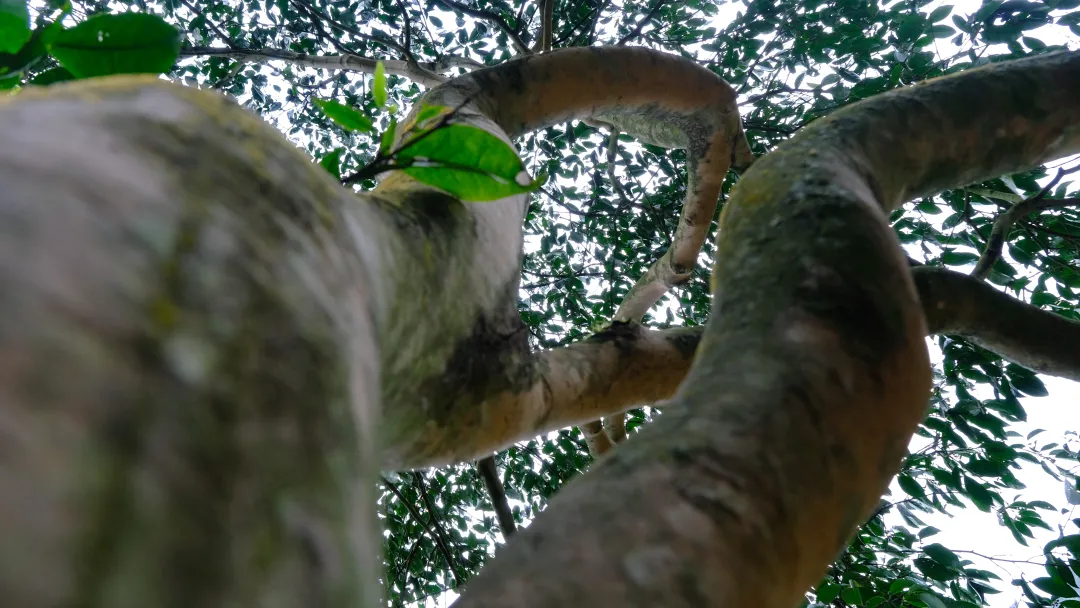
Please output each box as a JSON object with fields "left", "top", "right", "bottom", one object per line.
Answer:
{"left": 373, "top": 60, "right": 387, "bottom": 108}
{"left": 928, "top": 5, "right": 952, "bottom": 22}
{"left": 941, "top": 250, "right": 979, "bottom": 266}
{"left": 841, "top": 586, "right": 863, "bottom": 605}
{"left": 924, "top": 543, "right": 961, "bottom": 567}
{"left": 0, "top": 0, "right": 31, "bottom": 54}
{"left": 915, "top": 556, "right": 957, "bottom": 582}
{"left": 1006, "top": 364, "right": 1048, "bottom": 397}
{"left": 1033, "top": 576, "right": 1077, "bottom": 598}
{"left": 49, "top": 12, "right": 180, "bottom": 78}
{"left": 380, "top": 117, "right": 398, "bottom": 155}
{"left": 318, "top": 147, "right": 344, "bottom": 180}
{"left": 396, "top": 124, "right": 543, "bottom": 202}
{"left": 816, "top": 582, "right": 841, "bottom": 603}
{"left": 314, "top": 98, "right": 374, "bottom": 132}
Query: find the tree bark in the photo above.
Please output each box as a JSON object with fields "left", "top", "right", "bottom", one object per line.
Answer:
{"left": 455, "top": 50, "right": 1080, "bottom": 607}
{"left": 2, "top": 47, "right": 1079, "bottom": 608}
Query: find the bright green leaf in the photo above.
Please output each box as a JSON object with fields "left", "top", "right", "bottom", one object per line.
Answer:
{"left": 0, "top": 0, "right": 31, "bottom": 54}
{"left": 49, "top": 12, "right": 180, "bottom": 78}
{"left": 396, "top": 124, "right": 542, "bottom": 201}
{"left": 318, "top": 147, "right": 344, "bottom": 180}
{"left": 373, "top": 60, "right": 387, "bottom": 108}
{"left": 314, "top": 98, "right": 374, "bottom": 132}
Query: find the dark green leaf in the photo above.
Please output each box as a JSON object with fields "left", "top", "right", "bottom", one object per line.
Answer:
{"left": 49, "top": 12, "right": 180, "bottom": 78}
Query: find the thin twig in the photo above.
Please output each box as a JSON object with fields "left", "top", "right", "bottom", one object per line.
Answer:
{"left": 179, "top": 0, "right": 241, "bottom": 50}
{"left": 411, "top": 472, "right": 466, "bottom": 584}
{"left": 433, "top": 0, "right": 531, "bottom": 54}
{"left": 616, "top": 0, "right": 669, "bottom": 45}
{"left": 972, "top": 165, "right": 1080, "bottom": 280}
{"left": 477, "top": 456, "right": 517, "bottom": 539}
{"left": 382, "top": 475, "right": 464, "bottom": 586}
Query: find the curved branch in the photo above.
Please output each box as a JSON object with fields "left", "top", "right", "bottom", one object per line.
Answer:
{"left": 179, "top": 46, "right": 448, "bottom": 87}
{"left": 477, "top": 456, "right": 517, "bottom": 539}
{"left": 456, "top": 50, "right": 1080, "bottom": 608}
{"left": 915, "top": 265, "right": 1080, "bottom": 382}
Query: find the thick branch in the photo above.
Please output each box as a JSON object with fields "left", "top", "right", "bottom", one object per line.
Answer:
{"left": 915, "top": 266, "right": 1080, "bottom": 382}
{"left": 381, "top": 322, "right": 702, "bottom": 469}
{"left": 179, "top": 45, "right": 448, "bottom": 87}
{"left": 531, "top": 0, "right": 554, "bottom": 52}
{"left": 477, "top": 456, "right": 517, "bottom": 539}
{"left": 456, "top": 49, "right": 1080, "bottom": 608}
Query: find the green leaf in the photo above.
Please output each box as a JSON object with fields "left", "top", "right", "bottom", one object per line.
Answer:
{"left": 0, "top": 0, "right": 31, "bottom": 54}
{"left": 941, "top": 250, "right": 979, "bottom": 266}
{"left": 396, "top": 124, "right": 543, "bottom": 202}
{"left": 841, "top": 586, "right": 863, "bottom": 604}
{"left": 49, "top": 12, "right": 180, "bottom": 78}
{"left": 915, "top": 556, "right": 956, "bottom": 582}
{"left": 318, "top": 147, "right": 344, "bottom": 180}
{"left": 816, "top": 582, "right": 841, "bottom": 603}
{"left": 928, "top": 5, "right": 952, "bottom": 22}
{"left": 380, "top": 117, "right": 398, "bottom": 155}
{"left": 314, "top": 98, "right": 374, "bottom": 132}
{"left": 1033, "top": 576, "right": 1077, "bottom": 598}
{"left": 898, "top": 474, "right": 925, "bottom": 499}
{"left": 924, "top": 543, "right": 961, "bottom": 567}
{"left": 373, "top": 60, "right": 387, "bottom": 108}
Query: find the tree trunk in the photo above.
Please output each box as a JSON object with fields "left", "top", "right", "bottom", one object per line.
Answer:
{"left": 1, "top": 47, "right": 1079, "bottom": 608}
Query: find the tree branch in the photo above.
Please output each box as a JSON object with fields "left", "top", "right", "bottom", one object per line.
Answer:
{"left": 432, "top": 0, "right": 531, "bottom": 54}
{"left": 915, "top": 265, "right": 1080, "bottom": 382}
{"left": 477, "top": 456, "right": 517, "bottom": 539}
{"left": 531, "top": 0, "right": 554, "bottom": 52}
{"left": 178, "top": 0, "right": 241, "bottom": 50}
{"left": 382, "top": 475, "right": 464, "bottom": 587}
{"left": 411, "top": 472, "right": 466, "bottom": 584}
{"left": 972, "top": 166, "right": 1080, "bottom": 280}
{"left": 616, "top": 0, "right": 669, "bottom": 46}
{"left": 178, "top": 46, "right": 448, "bottom": 87}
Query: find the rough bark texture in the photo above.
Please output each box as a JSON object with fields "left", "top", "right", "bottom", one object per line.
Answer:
{"left": 2, "top": 44, "right": 1080, "bottom": 608}
{"left": 454, "top": 51, "right": 1080, "bottom": 607}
